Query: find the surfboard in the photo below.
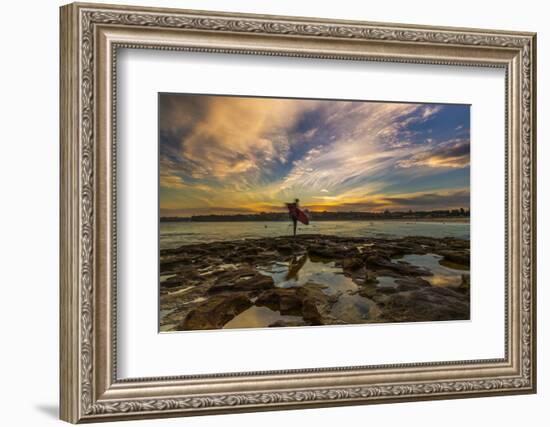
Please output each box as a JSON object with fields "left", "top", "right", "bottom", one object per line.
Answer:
{"left": 296, "top": 208, "right": 309, "bottom": 225}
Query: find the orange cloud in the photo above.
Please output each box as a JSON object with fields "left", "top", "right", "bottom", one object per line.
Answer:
{"left": 159, "top": 94, "right": 469, "bottom": 216}
{"left": 173, "top": 97, "right": 320, "bottom": 180}
{"left": 398, "top": 139, "right": 470, "bottom": 169}
{"left": 299, "top": 188, "right": 470, "bottom": 212}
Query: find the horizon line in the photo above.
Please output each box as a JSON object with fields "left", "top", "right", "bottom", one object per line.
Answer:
{"left": 160, "top": 208, "right": 470, "bottom": 219}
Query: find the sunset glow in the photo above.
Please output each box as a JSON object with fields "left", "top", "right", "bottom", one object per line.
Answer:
{"left": 159, "top": 94, "right": 470, "bottom": 217}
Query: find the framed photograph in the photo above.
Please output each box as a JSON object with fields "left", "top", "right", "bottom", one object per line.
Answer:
{"left": 158, "top": 93, "right": 473, "bottom": 332}
{"left": 60, "top": 2, "right": 537, "bottom": 423}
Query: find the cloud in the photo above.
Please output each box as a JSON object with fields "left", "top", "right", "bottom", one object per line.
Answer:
{"left": 160, "top": 206, "right": 257, "bottom": 217}
{"left": 159, "top": 157, "right": 187, "bottom": 189}
{"left": 273, "top": 102, "right": 436, "bottom": 196}
{"left": 397, "top": 138, "right": 470, "bottom": 169}
{"left": 303, "top": 128, "right": 318, "bottom": 139}
{"left": 159, "top": 94, "right": 470, "bottom": 215}
{"left": 381, "top": 188, "right": 469, "bottom": 208}
{"left": 421, "top": 105, "right": 441, "bottom": 119}
{"left": 160, "top": 173, "right": 186, "bottom": 190}
{"left": 161, "top": 95, "right": 320, "bottom": 183}
{"left": 304, "top": 188, "right": 469, "bottom": 212}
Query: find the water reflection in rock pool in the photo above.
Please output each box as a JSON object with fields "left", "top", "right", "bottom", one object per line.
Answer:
{"left": 258, "top": 255, "right": 357, "bottom": 295}
{"left": 224, "top": 306, "right": 303, "bottom": 329}
{"left": 376, "top": 276, "right": 398, "bottom": 288}
{"left": 227, "top": 255, "right": 379, "bottom": 328}
{"left": 400, "top": 254, "right": 466, "bottom": 287}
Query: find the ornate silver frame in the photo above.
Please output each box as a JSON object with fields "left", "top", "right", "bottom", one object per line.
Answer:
{"left": 60, "top": 2, "right": 537, "bottom": 423}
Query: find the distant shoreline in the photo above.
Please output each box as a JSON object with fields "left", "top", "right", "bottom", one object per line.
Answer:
{"left": 160, "top": 217, "right": 470, "bottom": 224}
{"left": 161, "top": 209, "right": 470, "bottom": 223}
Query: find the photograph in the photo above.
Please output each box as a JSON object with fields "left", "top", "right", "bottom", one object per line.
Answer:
{"left": 158, "top": 94, "right": 471, "bottom": 331}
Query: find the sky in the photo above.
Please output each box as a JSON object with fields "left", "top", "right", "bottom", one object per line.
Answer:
{"left": 159, "top": 93, "right": 470, "bottom": 217}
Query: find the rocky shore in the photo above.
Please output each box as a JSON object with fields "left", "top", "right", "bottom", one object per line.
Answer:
{"left": 160, "top": 234, "right": 470, "bottom": 331}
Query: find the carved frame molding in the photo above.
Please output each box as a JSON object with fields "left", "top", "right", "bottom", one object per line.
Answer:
{"left": 60, "top": 2, "right": 536, "bottom": 423}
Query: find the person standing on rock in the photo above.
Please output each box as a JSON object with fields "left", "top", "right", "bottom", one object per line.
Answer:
{"left": 286, "top": 198, "right": 309, "bottom": 238}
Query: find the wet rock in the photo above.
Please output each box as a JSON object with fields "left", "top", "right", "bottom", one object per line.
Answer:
{"left": 302, "top": 281, "right": 329, "bottom": 290}
{"left": 161, "top": 284, "right": 200, "bottom": 303}
{"left": 374, "top": 242, "right": 419, "bottom": 258}
{"left": 379, "top": 286, "right": 469, "bottom": 322}
{"left": 342, "top": 257, "right": 364, "bottom": 271}
{"left": 274, "top": 243, "right": 294, "bottom": 255}
{"left": 251, "top": 250, "right": 280, "bottom": 263}
{"left": 269, "top": 319, "right": 308, "bottom": 328}
{"left": 364, "top": 270, "right": 379, "bottom": 285}
{"left": 213, "top": 267, "right": 255, "bottom": 281}
{"left": 256, "top": 284, "right": 334, "bottom": 325}
{"left": 377, "top": 286, "right": 399, "bottom": 294}
{"left": 181, "top": 294, "right": 252, "bottom": 330}
{"left": 438, "top": 250, "right": 470, "bottom": 267}
{"left": 240, "top": 254, "right": 260, "bottom": 264}
{"left": 394, "top": 277, "right": 432, "bottom": 291}
{"left": 161, "top": 276, "right": 185, "bottom": 289}
{"left": 458, "top": 274, "right": 470, "bottom": 296}
{"left": 255, "top": 288, "right": 303, "bottom": 314}
{"left": 365, "top": 255, "right": 432, "bottom": 276}
{"left": 160, "top": 259, "right": 195, "bottom": 275}
{"left": 208, "top": 269, "right": 274, "bottom": 294}
{"left": 307, "top": 244, "right": 349, "bottom": 259}
{"left": 364, "top": 254, "right": 391, "bottom": 266}
{"left": 302, "top": 296, "right": 331, "bottom": 325}
{"left": 441, "top": 237, "right": 470, "bottom": 250}
{"left": 160, "top": 234, "right": 471, "bottom": 330}
{"left": 161, "top": 270, "right": 203, "bottom": 288}
{"left": 358, "top": 283, "right": 378, "bottom": 298}
{"left": 330, "top": 294, "right": 380, "bottom": 324}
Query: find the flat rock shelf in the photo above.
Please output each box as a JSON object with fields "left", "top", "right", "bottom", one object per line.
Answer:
{"left": 159, "top": 234, "right": 470, "bottom": 331}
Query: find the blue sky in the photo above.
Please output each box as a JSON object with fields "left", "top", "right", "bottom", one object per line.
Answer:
{"left": 159, "top": 94, "right": 470, "bottom": 217}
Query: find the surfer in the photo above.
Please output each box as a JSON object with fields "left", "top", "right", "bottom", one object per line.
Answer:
{"left": 286, "top": 198, "right": 309, "bottom": 238}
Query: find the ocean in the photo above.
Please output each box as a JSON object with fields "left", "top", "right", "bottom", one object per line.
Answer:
{"left": 160, "top": 220, "right": 470, "bottom": 250}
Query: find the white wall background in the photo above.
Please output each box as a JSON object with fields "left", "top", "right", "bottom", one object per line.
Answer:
{"left": 0, "top": 0, "right": 545, "bottom": 426}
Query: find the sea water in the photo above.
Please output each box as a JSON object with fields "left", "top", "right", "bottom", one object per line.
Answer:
{"left": 160, "top": 220, "right": 469, "bottom": 250}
